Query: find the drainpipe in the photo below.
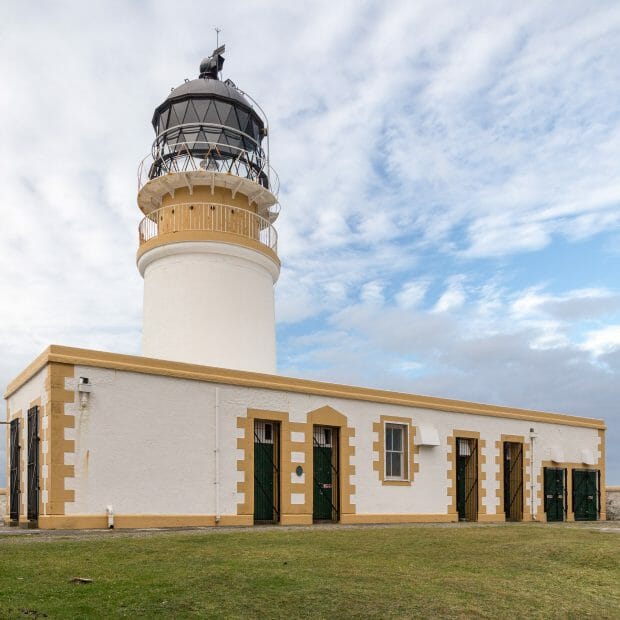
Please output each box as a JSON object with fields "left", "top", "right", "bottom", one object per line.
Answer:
{"left": 529, "top": 428, "right": 537, "bottom": 521}
{"left": 214, "top": 388, "right": 221, "bottom": 524}
{"left": 106, "top": 505, "right": 114, "bottom": 529}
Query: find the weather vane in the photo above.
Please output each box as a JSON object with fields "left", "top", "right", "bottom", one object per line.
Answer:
{"left": 215, "top": 27, "right": 222, "bottom": 48}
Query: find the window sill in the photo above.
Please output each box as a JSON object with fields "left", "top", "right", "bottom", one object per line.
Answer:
{"left": 383, "top": 478, "right": 412, "bottom": 486}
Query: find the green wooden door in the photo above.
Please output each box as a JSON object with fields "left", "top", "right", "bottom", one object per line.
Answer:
{"left": 573, "top": 469, "right": 598, "bottom": 521}
{"left": 253, "top": 421, "right": 279, "bottom": 523}
{"left": 313, "top": 426, "right": 339, "bottom": 521}
{"left": 544, "top": 467, "right": 565, "bottom": 522}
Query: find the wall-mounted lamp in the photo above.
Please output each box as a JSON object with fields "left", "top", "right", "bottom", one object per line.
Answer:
{"left": 78, "top": 377, "right": 92, "bottom": 408}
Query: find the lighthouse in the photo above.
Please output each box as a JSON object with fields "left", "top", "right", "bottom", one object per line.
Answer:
{"left": 136, "top": 46, "right": 281, "bottom": 373}
{"left": 3, "top": 48, "right": 607, "bottom": 532}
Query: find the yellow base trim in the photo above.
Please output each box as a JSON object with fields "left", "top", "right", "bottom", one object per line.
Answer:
{"left": 280, "top": 513, "right": 313, "bottom": 525}
{"left": 37, "top": 514, "right": 253, "bottom": 530}
{"left": 477, "top": 514, "right": 506, "bottom": 523}
{"left": 340, "top": 514, "right": 458, "bottom": 524}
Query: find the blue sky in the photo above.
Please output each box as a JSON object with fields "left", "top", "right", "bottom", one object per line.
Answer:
{"left": 1, "top": 0, "right": 619, "bottom": 486}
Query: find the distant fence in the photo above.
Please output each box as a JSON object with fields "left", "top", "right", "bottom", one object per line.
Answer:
{"left": 607, "top": 487, "right": 620, "bottom": 520}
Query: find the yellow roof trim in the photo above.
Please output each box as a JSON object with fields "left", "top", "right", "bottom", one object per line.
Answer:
{"left": 4, "top": 345, "right": 606, "bottom": 430}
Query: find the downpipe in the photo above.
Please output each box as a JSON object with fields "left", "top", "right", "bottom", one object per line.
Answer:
{"left": 529, "top": 428, "right": 537, "bottom": 521}
{"left": 106, "top": 505, "right": 114, "bottom": 529}
{"left": 215, "top": 387, "right": 221, "bottom": 524}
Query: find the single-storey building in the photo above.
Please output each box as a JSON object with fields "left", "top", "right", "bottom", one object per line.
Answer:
{"left": 4, "top": 345, "right": 605, "bottom": 529}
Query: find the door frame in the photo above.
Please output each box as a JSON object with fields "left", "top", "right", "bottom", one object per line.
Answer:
{"left": 306, "top": 405, "right": 355, "bottom": 525}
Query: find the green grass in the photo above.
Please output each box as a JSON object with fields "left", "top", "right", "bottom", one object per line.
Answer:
{"left": 0, "top": 525, "right": 618, "bottom": 619}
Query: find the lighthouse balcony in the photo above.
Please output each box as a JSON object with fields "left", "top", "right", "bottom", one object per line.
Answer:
{"left": 137, "top": 140, "right": 280, "bottom": 218}
{"left": 137, "top": 202, "right": 278, "bottom": 260}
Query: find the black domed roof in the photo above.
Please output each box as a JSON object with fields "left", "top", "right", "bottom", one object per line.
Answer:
{"left": 166, "top": 77, "right": 250, "bottom": 107}
{"left": 152, "top": 46, "right": 265, "bottom": 136}
{"left": 152, "top": 77, "right": 265, "bottom": 135}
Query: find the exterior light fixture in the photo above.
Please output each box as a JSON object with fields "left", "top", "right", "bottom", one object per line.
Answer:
{"left": 78, "top": 377, "right": 92, "bottom": 408}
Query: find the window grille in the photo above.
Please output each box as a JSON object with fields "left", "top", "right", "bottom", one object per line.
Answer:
{"left": 313, "top": 426, "right": 332, "bottom": 447}
{"left": 254, "top": 421, "right": 274, "bottom": 444}
{"left": 458, "top": 438, "right": 472, "bottom": 456}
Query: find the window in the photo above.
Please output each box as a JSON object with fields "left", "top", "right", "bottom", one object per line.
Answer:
{"left": 313, "top": 426, "right": 332, "bottom": 447}
{"left": 255, "top": 421, "right": 274, "bottom": 444}
{"left": 385, "top": 423, "right": 407, "bottom": 479}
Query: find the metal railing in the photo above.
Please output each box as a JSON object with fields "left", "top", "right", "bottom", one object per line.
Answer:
{"left": 138, "top": 202, "right": 278, "bottom": 253}
{"left": 137, "top": 140, "right": 280, "bottom": 197}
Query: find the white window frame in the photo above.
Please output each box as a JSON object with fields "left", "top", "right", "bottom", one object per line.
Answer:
{"left": 384, "top": 422, "right": 408, "bottom": 481}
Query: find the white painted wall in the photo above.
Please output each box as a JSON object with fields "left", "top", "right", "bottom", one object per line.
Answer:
{"left": 139, "top": 241, "right": 280, "bottom": 373}
{"left": 63, "top": 365, "right": 602, "bottom": 520}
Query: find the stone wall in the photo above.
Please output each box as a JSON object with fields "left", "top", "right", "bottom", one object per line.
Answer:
{"left": 607, "top": 487, "right": 620, "bottom": 520}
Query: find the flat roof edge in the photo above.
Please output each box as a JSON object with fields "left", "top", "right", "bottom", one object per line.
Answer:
{"left": 4, "top": 345, "right": 607, "bottom": 430}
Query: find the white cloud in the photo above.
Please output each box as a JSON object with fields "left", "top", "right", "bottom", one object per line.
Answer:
{"left": 396, "top": 280, "right": 429, "bottom": 309}
{"left": 581, "top": 325, "right": 620, "bottom": 357}
{"left": 434, "top": 276, "right": 467, "bottom": 313}
{"left": 360, "top": 281, "right": 384, "bottom": 305}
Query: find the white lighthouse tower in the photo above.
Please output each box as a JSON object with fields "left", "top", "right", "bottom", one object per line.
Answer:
{"left": 136, "top": 47, "right": 281, "bottom": 373}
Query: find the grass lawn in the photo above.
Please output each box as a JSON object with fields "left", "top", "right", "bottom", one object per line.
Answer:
{"left": 0, "top": 524, "right": 618, "bottom": 619}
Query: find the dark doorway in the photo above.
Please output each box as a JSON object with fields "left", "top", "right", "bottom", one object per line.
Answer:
{"left": 572, "top": 469, "right": 598, "bottom": 521}
{"left": 27, "top": 406, "right": 40, "bottom": 524}
{"left": 456, "top": 437, "right": 478, "bottom": 521}
{"left": 253, "top": 420, "right": 280, "bottom": 523}
{"left": 503, "top": 442, "right": 523, "bottom": 521}
{"left": 313, "top": 425, "right": 339, "bottom": 522}
{"left": 9, "top": 418, "right": 20, "bottom": 523}
{"left": 544, "top": 467, "right": 566, "bottom": 522}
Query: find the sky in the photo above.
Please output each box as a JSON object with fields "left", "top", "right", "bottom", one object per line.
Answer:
{"left": 1, "top": 1, "right": 619, "bottom": 486}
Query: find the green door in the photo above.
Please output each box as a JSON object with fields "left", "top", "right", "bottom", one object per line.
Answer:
{"left": 573, "top": 469, "right": 598, "bottom": 521}
{"left": 313, "top": 426, "right": 339, "bottom": 521}
{"left": 456, "top": 452, "right": 467, "bottom": 520}
{"left": 254, "top": 421, "right": 279, "bottom": 523}
{"left": 544, "top": 467, "right": 565, "bottom": 522}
